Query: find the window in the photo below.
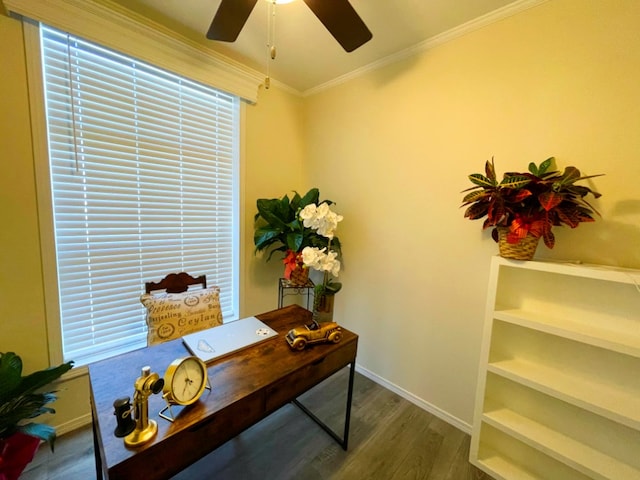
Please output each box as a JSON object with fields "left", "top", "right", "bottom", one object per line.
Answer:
{"left": 39, "top": 25, "right": 240, "bottom": 366}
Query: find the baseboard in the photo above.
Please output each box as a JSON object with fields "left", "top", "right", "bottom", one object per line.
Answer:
{"left": 56, "top": 413, "right": 92, "bottom": 436}
{"left": 354, "top": 365, "right": 472, "bottom": 435}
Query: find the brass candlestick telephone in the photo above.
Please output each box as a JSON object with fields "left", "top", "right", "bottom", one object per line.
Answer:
{"left": 122, "top": 366, "right": 164, "bottom": 448}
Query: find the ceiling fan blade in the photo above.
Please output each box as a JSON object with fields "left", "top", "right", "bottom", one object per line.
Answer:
{"left": 206, "top": 0, "right": 259, "bottom": 42}
{"left": 303, "top": 0, "right": 372, "bottom": 52}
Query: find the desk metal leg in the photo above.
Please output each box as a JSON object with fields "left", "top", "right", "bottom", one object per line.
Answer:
{"left": 292, "top": 361, "right": 355, "bottom": 450}
{"left": 92, "top": 413, "right": 104, "bottom": 479}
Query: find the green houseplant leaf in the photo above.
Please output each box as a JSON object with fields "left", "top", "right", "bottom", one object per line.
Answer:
{"left": 0, "top": 352, "right": 74, "bottom": 451}
{"left": 468, "top": 173, "right": 495, "bottom": 188}
{"left": 254, "top": 188, "right": 340, "bottom": 260}
{"left": 499, "top": 174, "right": 531, "bottom": 189}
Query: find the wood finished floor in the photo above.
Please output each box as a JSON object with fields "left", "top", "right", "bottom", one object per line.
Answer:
{"left": 23, "top": 369, "right": 492, "bottom": 479}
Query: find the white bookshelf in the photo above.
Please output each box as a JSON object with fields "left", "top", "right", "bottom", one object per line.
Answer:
{"left": 470, "top": 256, "right": 640, "bottom": 480}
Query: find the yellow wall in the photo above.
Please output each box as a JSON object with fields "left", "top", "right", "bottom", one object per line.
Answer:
{"left": 2, "top": 0, "right": 639, "bottom": 434}
{"left": 0, "top": 16, "right": 50, "bottom": 368}
{"left": 0, "top": 16, "right": 92, "bottom": 419}
{"left": 304, "top": 0, "right": 640, "bottom": 426}
{"left": 243, "top": 86, "right": 307, "bottom": 316}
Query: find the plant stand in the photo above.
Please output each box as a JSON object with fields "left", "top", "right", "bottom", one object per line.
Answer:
{"left": 278, "top": 278, "right": 314, "bottom": 310}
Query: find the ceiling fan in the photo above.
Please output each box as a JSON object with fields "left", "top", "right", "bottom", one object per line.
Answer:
{"left": 206, "top": 0, "right": 373, "bottom": 53}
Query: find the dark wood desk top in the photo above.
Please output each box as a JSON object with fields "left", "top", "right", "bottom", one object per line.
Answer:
{"left": 88, "top": 305, "right": 358, "bottom": 479}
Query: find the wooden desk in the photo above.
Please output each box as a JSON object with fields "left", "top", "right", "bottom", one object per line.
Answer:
{"left": 88, "top": 305, "right": 358, "bottom": 479}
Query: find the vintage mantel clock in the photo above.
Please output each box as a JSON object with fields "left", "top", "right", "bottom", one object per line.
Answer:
{"left": 160, "top": 356, "right": 210, "bottom": 422}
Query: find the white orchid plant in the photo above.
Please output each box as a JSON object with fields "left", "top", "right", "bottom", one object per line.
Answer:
{"left": 254, "top": 189, "right": 342, "bottom": 279}
{"left": 298, "top": 202, "right": 344, "bottom": 304}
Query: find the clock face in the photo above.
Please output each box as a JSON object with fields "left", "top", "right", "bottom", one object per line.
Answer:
{"left": 164, "top": 357, "right": 208, "bottom": 406}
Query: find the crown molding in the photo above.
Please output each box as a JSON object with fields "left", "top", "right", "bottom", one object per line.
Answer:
{"left": 4, "top": 0, "right": 265, "bottom": 103}
{"left": 303, "top": 0, "right": 550, "bottom": 97}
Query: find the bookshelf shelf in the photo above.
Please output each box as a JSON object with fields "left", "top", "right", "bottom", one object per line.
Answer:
{"left": 470, "top": 257, "right": 640, "bottom": 479}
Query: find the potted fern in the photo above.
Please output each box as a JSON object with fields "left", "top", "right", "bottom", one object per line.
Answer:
{"left": 0, "top": 352, "right": 74, "bottom": 480}
{"left": 461, "top": 157, "right": 603, "bottom": 259}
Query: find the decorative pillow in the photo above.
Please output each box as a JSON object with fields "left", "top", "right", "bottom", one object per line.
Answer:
{"left": 140, "top": 287, "right": 223, "bottom": 346}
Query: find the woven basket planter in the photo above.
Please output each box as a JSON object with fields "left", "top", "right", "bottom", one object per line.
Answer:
{"left": 497, "top": 228, "right": 540, "bottom": 261}
{"left": 288, "top": 264, "right": 310, "bottom": 286}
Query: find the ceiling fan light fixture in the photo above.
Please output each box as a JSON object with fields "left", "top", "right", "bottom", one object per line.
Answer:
{"left": 208, "top": 0, "right": 372, "bottom": 53}
{"left": 268, "top": 0, "right": 296, "bottom": 4}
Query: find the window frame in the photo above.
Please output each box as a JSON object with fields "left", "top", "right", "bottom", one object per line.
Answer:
{"left": 5, "top": 0, "right": 262, "bottom": 102}
{"left": 23, "top": 21, "right": 247, "bottom": 369}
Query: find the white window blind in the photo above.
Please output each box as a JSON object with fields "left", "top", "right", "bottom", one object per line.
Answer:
{"left": 39, "top": 25, "right": 239, "bottom": 366}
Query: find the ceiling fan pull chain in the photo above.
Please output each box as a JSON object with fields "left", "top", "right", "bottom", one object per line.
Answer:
{"left": 270, "top": 1, "right": 277, "bottom": 59}
{"left": 265, "top": 0, "right": 277, "bottom": 89}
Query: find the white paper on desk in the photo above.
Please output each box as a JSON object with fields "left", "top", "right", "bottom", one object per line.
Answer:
{"left": 182, "top": 316, "right": 278, "bottom": 363}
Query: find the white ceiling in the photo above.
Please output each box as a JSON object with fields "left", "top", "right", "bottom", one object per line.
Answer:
{"left": 109, "top": 0, "right": 523, "bottom": 93}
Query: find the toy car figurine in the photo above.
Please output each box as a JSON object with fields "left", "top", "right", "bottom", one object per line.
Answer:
{"left": 286, "top": 321, "right": 342, "bottom": 350}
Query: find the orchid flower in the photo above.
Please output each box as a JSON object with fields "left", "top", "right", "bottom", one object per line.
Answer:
{"left": 300, "top": 202, "right": 343, "bottom": 239}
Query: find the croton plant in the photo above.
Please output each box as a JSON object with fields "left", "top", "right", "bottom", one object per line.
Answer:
{"left": 461, "top": 157, "right": 603, "bottom": 248}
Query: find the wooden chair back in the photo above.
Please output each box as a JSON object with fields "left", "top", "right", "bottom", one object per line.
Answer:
{"left": 144, "top": 272, "right": 207, "bottom": 294}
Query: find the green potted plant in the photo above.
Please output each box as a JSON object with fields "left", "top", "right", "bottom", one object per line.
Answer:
{"left": 461, "top": 157, "right": 603, "bottom": 259}
{"left": 254, "top": 188, "right": 342, "bottom": 284}
{"left": 0, "top": 352, "right": 74, "bottom": 480}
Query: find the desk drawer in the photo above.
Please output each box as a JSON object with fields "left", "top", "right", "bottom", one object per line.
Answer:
{"left": 118, "top": 392, "right": 265, "bottom": 479}
{"left": 265, "top": 340, "right": 356, "bottom": 412}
